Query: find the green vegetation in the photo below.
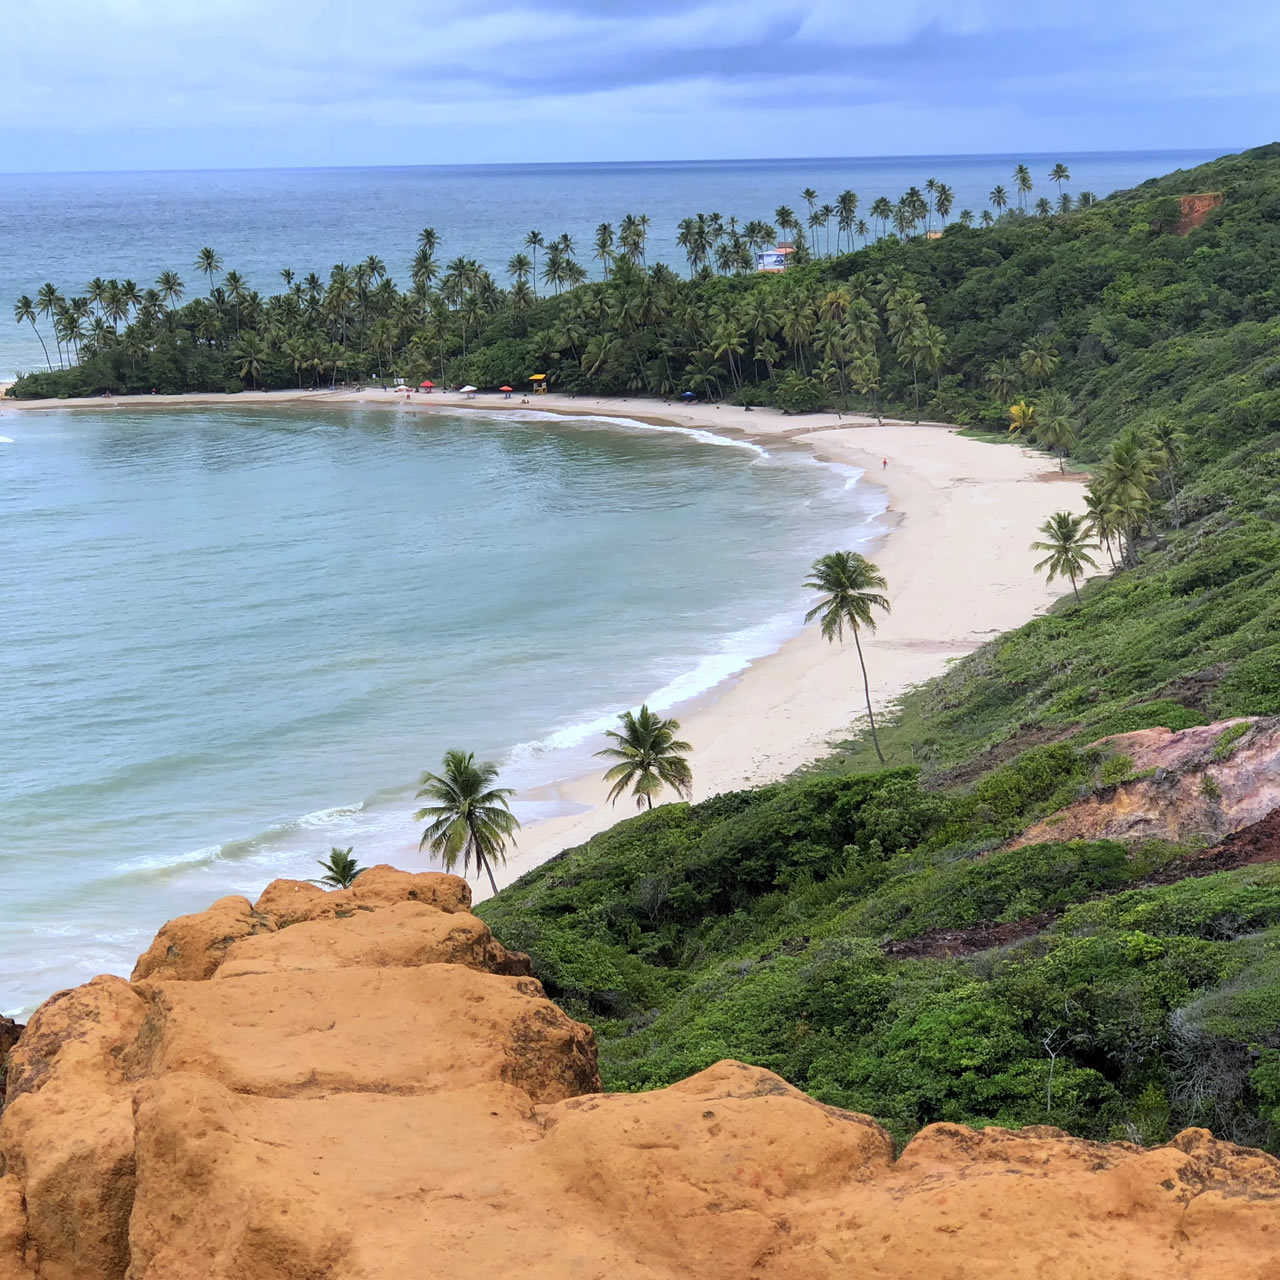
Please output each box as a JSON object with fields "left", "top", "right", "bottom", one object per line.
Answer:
{"left": 1031, "top": 512, "right": 1097, "bottom": 602}
{"left": 596, "top": 706, "right": 694, "bottom": 811}
{"left": 414, "top": 750, "right": 520, "bottom": 895}
{"left": 480, "top": 763, "right": 1280, "bottom": 1149}
{"left": 1212, "top": 721, "right": 1252, "bottom": 761}
{"left": 477, "top": 144, "right": 1280, "bottom": 1154}
{"left": 314, "top": 846, "right": 364, "bottom": 889}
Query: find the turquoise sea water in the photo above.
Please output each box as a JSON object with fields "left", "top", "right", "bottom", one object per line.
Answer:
{"left": 0, "top": 150, "right": 1221, "bottom": 376}
{"left": 1, "top": 404, "right": 883, "bottom": 1014}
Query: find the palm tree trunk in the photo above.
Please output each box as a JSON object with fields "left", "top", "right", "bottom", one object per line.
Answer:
{"left": 27, "top": 319, "right": 52, "bottom": 371}
{"left": 645, "top": 794, "right": 653, "bottom": 811}
{"left": 852, "top": 628, "right": 885, "bottom": 764}
{"left": 480, "top": 853, "right": 498, "bottom": 897}
{"left": 1070, "top": 571, "right": 1080, "bottom": 602}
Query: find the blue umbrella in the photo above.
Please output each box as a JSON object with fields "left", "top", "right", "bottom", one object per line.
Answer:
{"left": 680, "top": 390, "right": 696, "bottom": 400}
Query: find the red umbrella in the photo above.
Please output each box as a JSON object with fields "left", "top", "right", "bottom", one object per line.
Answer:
{"left": 499, "top": 385, "right": 513, "bottom": 391}
{"left": 420, "top": 380, "right": 433, "bottom": 388}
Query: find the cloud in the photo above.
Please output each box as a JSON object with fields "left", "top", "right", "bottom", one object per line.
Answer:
{"left": 0, "top": 0, "right": 1272, "bottom": 167}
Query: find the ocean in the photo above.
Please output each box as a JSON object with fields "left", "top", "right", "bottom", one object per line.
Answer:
{"left": 1, "top": 403, "right": 883, "bottom": 1014}
{"left": 0, "top": 150, "right": 1221, "bottom": 377}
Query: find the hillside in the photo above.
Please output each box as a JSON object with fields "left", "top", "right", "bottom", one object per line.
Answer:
{"left": 478, "top": 145, "right": 1280, "bottom": 1152}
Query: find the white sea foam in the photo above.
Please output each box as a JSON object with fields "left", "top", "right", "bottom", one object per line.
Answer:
{"left": 0, "top": 435, "right": 13, "bottom": 444}
{"left": 470, "top": 407, "right": 769, "bottom": 457}
{"left": 502, "top": 609, "right": 800, "bottom": 782}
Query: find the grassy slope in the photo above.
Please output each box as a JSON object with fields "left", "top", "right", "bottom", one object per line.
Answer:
{"left": 478, "top": 146, "right": 1280, "bottom": 1150}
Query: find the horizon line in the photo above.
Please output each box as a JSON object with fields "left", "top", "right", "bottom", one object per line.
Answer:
{"left": 0, "top": 145, "right": 1242, "bottom": 181}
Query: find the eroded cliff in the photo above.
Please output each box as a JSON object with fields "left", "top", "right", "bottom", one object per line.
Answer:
{"left": 2, "top": 866, "right": 1278, "bottom": 1279}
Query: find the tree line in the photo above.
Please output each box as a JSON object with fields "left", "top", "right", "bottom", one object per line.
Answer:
{"left": 10, "top": 161, "right": 1085, "bottom": 422}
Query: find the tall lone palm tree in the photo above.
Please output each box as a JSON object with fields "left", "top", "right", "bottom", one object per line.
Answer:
{"left": 1031, "top": 512, "right": 1097, "bottom": 602}
{"left": 414, "top": 749, "right": 520, "bottom": 895}
{"left": 595, "top": 705, "right": 693, "bottom": 810}
{"left": 314, "top": 846, "right": 364, "bottom": 889}
{"left": 804, "top": 551, "right": 891, "bottom": 764}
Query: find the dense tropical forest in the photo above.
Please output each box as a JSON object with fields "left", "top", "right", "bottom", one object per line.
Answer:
{"left": 9, "top": 158, "right": 1095, "bottom": 420}
{"left": 474, "top": 143, "right": 1280, "bottom": 1152}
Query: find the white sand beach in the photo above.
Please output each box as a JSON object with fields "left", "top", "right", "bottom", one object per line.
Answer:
{"left": 5, "top": 386, "right": 1088, "bottom": 895}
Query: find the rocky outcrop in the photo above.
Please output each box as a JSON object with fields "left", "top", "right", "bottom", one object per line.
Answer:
{"left": 3, "top": 866, "right": 1279, "bottom": 1278}
{"left": 1013, "top": 716, "right": 1280, "bottom": 849}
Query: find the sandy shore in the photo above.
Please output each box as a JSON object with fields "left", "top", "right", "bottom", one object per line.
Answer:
{"left": 4, "top": 386, "right": 1088, "bottom": 898}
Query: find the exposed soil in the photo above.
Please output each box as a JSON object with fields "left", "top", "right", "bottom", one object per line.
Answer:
{"left": 1143, "top": 805, "right": 1280, "bottom": 885}
{"left": 881, "top": 911, "right": 1058, "bottom": 959}
{"left": 881, "top": 806, "right": 1280, "bottom": 960}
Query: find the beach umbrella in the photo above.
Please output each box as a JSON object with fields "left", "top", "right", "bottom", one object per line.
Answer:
{"left": 680, "top": 390, "right": 697, "bottom": 400}
{"left": 459, "top": 385, "right": 477, "bottom": 392}
{"left": 500, "top": 385, "right": 513, "bottom": 399}
{"left": 419, "top": 379, "right": 433, "bottom": 389}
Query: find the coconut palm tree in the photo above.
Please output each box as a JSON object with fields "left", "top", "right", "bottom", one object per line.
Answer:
{"left": 1144, "top": 416, "right": 1187, "bottom": 526}
{"left": 595, "top": 705, "right": 693, "bottom": 810}
{"left": 524, "top": 230, "right": 545, "bottom": 296}
{"left": 1094, "top": 431, "right": 1159, "bottom": 565}
{"left": 1031, "top": 512, "right": 1097, "bottom": 602}
{"left": 13, "top": 295, "right": 52, "bottom": 370}
{"left": 593, "top": 222, "right": 615, "bottom": 277}
{"left": 314, "top": 846, "right": 364, "bottom": 889}
{"left": 1035, "top": 197, "right": 1053, "bottom": 219}
{"left": 156, "top": 270, "right": 184, "bottom": 310}
{"left": 804, "top": 551, "right": 891, "bottom": 763}
{"left": 979, "top": 210, "right": 995, "bottom": 228}
{"left": 870, "top": 196, "right": 893, "bottom": 238}
{"left": 1020, "top": 336, "right": 1060, "bottom": 385}
{"left": 232, "top": 331, "right": 266, "bottom": 388}
{"left": 1008, "top": 398, "right": 1037, "bottom": 434}
{"left": 989, "top": 185, "right": 1009, "bottom": 215}
{"left": 1049, "top": 162, "right": 1071, "bottom": 192}
{"left": 195, "top": 247, "right": 223, "bottom": 294}
{"left": 1083, "top": 488, "right": 1120, "bottom": 569}
{"left": 1034, "top": 389, "right": 1078, "bottom": 471}
{"left": 836, "top": 190, "right": 858, "bottom": 251}
{"left": 1014, "top": 163, "right": 1033, "bottom": 210}
{"left": 414, "top": 749, "right": 520, "bottom": 895}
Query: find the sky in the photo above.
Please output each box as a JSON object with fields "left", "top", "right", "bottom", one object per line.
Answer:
{"left": 2, "top": 0, "right": 1274, "bottom": 171}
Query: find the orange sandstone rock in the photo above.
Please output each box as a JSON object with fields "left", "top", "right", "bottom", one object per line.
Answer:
{"left": 2, "top": 873, "right": 1278, "bottom": 1279}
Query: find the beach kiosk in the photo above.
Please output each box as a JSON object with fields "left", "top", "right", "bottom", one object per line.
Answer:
{"left": 530, "top": 373, "right": 548, "bottom": 395}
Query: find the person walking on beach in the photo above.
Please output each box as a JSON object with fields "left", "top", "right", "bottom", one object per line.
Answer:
{"left": 882, "top": 457, "right": 888, "bottom": 469}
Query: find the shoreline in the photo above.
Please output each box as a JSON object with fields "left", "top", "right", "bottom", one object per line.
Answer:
{"left": 4, "top": 386, "right": 1088, "bottom": 902}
